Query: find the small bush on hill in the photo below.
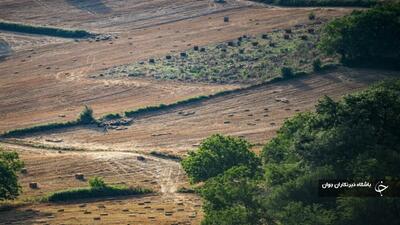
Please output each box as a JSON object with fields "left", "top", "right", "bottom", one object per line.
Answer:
{"left": 281, "top": 66, "right": 294, "bottom": 78}
{"left": 77, "top": 105, "right": 96, "bottom": 124}
{"left": 312, "top": 58, "right": 322, "bottom": 71}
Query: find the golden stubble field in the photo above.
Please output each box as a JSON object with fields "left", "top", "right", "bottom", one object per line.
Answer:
{"left": 1, "top": 0, "right": 386, "bottom": 224}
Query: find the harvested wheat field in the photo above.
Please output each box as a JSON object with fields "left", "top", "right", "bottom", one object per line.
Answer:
{"left": 1, "top": 0, "right": 396, "bottom": 224}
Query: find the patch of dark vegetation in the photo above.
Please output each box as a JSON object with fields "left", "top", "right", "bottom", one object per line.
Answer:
{"left": 256, "top": 0, "right": 379, "bottom": 7}
{"left": 150, "top": 151, "right": 182, "bottom": 161}
{"left": 98, "top": 20, "right": 335, "bottom": 84}
{"left": 1, "top": 106, "right": 97, "bottom": 137}
{"left": 176, "top": 187, "right": 196, "bottom": 194}
{"left": 44, "top": 177, "right": 152, "bottom": 202}
{"left": 319, "top": 2, "right": 400, "bottom": 69}
{"left": 100, "top": 113, "right": 122, "bottom": 121}
{"left": 0, "top": 21, "right": 94, "bottom": 38}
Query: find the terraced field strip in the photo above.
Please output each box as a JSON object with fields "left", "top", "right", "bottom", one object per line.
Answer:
{"left": 14, "top": 68, "right": 399, "bottom": 155}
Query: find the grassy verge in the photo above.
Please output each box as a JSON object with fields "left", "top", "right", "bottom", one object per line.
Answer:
{"left": 255, "top": 0, "right": 378, "bottom": 7}
{"left": 1, "top": 121, "right": 78, "bottom": 138}
{"left": 1, "top": 106, "right": 97, "bottom": 138}
{"left": 44, "top": 186, "right": 152, "bottom": 202}
{"left": 0, "top": 21, "right": 94, "bottom": 38}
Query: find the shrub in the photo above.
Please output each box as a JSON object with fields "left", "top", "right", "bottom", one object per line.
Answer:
{"left": 89, "top": 176, "right": 107, "bottom": 189}
{"left": 101, "top": 113, "right": 122, "bottom": 121}
{"left": 181, "top": 134, "right": 261, "bottom": 183}
{"left": 308, "top": 11, "right": 316, "bottom": 20}
{"left": 281, "top": 66, "right": 294, "bottom": 78}
{"left": 312, "top": 58, "right": 322, "bottom": 71}
{"left": 0, "top": 151, "right": 24, "bottom": 200}
{"left": 77, "top": 105, "right": 96, "bottom": 124}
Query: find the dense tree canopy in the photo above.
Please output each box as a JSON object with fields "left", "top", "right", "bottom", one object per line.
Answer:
{"left": 319, "top": 2, "right": 400, "bottom": 67}
{"left": 181, "top": 134, "right": 260, "bottom": 183}
{"left": 183, "top": 79, "right": 400, "bottom": 225}
{"left": 0, "top": 150, "right": 24, "bottom": 200}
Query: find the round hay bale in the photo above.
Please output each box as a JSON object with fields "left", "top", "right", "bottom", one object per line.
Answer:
{"left": 224, "top": 16, "right": 229, "bottom": 22}
{"left": 20, "top": 168, "right": 28, "bottom": 174}
{"left": 29, "top": 182, "right": 38, "bottom": 189}
{"left": 75, "top": 173, "right": 84, "bottom": 180}
{"left": 165, "top": 55, "right": 172, "bottom": 60}
{"left": 137, "top": 156, "right": 146, "bottom": 161}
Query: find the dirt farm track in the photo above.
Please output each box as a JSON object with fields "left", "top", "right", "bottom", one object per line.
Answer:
{"left": 0, "top": 1, "right": 398, "bottom": 224}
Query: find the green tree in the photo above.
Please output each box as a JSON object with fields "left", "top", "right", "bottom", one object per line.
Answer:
{"left": 262, "top": 79, "right": 400, "bottom": 225}
{"left": 88, "top": 176, "right": 107, "bottom": 189}
{"left": 319, "top": 2, "right": 400, "bottom": 67}
{"left": 0, "top": 150, "right": 24, "bottom": 200}
{"left": 182, "top": 134, "right": 261, "bottom": 183}
{"left": 77, "top": 105, "right": 96, "bottom": 124}
{"left": 200, "top": 166, "right": 265, "bottom": 225}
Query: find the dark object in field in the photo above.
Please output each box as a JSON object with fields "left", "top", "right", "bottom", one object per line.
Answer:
{"left": 75, "top": 173, "right": 84, "bottom": 180}
{"left": 224, "top": 16, "right": 229, "bottom": 22}
{"left": 193, "top": 45, "right": 199, "bottom": 51}
{"left": 137, "top": 156, "right": 146, "bottom": 161}
{"left": 269, "top": 42, "right": 276, "bottom": 47}
{"left": 180, "top": 52, "right": 187, "bottom": 57}
{"left": 285, "top": 29, "right": 292, "bottom": 34}
{"left": 200, "top": 47, "right": 206, "bottom": 52}
{"left": 308, "top": 28, "right": 315, "bottom": 34}
{"left": 262, "top": 34, "right": 268, "bottom": 39}
{"left": 301, "top": 35, "right": 308, "bottom": 40}
{"left": 284, "top": 34, "right": 290, "bottom": 39}
{"left": 228, "top": 41, "right": 234, "bottom": 47}
{"left": 149, "top": 58, "right": 155, "bottom": 63}
{"left": 165, "top": 55, "right": 172, "bottom": 60}
{"left": 252, "top": 42, "right": 259, "bottom": 46}
{"left": 29, "top": 182, "right": 38, "bottom": 189}
{"left": 238, "top": 36, "right": 243, "bottom": 42}
{"left": 239, "top": 49, "right": 245, "bottom": 54}
{"left": 21, "top": 168, "right": 28, "bottom": 174}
